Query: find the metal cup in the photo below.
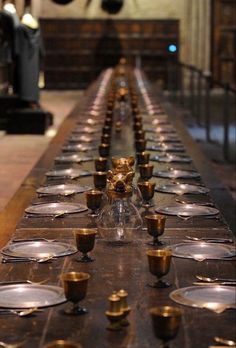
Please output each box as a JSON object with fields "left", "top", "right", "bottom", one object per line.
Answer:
{"left": 145, "top": 214, "right": 166, "bottom": 245}
{"left": 101, "top": 134, "right": 111, "bottom": 144}
{"left": 139, "top": 164, "right": 154, "bottom": 180}
{"left": 138, "top": 181, "right": 155, "bottom": 206}
{"left": 133, "top": 122, "right": 143, "bottom": 132}
{"left": 93, "top": 171, "right": 107, "bottom": 190}
{"left": 86, "top": 189, "right": 103, "bottom": 216}
{"left": 146, "top": 249, "right": 172, "bottom": 288}
{"left": 135, "top": 130, "right": 146, "bottom": 140}
{"left": 74, "top": 228, "right": 97, "bottom": 262}
{"left": 61, "top": 271, "right": 90, "bottom": 314}
{"left": 136, "top": 152, "right": 150, "bottom": 165}
{"left": 94, "top": 157, "right": 107, "bottom": 171}
{"left": 98, "top": 143, "right": 110, "bottom": 157}
{"left": 135, "top": 139, "right": 147, "bottom": 152}
{"left": 149, "top": 306, "right": 182, "bottom": 343}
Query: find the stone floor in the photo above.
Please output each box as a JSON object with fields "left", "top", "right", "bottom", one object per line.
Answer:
{"left": 0, "top": 90, "right": 83, "bottom": 211}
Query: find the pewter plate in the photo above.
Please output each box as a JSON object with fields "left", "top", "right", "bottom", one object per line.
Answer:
{"left": 36, "top": 184, "right": 92, "bottom": 196}
{"left": 147, "top": 144, "right": 185, "bottom": 153}
{"left": 155, "top": 184, "right": 209, "bottom": 195}
{"left": 144, "top": 119, "right": 170, "bottom": 126}
{"left": 150, "top": 154, "right": 192, "bottom": 163}
{"left": 76, "top": 118, "right": 103, "bottom": 126}
{"left": 0, "top": 284, "right": 66, "bottom": 308}
{"left": 72, "top": 126, "right": 100, "bottom": 134}
{"left": 2, "top": 241, "right": 77, "bottom": 258}
{"left": 170, "top": 242, "right": 236, "bottom": 260}
{"left": 147, "top": 135, "right": 181, "bottom": 143}
{"left": 153, "top": 169, "right": 200, "bottom": 179}
{"left": 170, "top": 286, "right": 236, "bottom": 310}
{"left": 55, "top": 154, "right": 93, "bottom": 164}
{"left": 155, "top": 203, "right": 219, "bottom": 217}
{"left": 25, "top": 202, "right": 87, "bottom": 216}
{"left": 62, "top": 144, "right": 96, "bottom": 152}
{"left": 46, "top": 168, "right": 91, "bottom": 179}
{"left": 145, "top": 126, "right": 176, "bottom": 134}
{"left": 68, "top": 135, "right": 99, "bottom": 143}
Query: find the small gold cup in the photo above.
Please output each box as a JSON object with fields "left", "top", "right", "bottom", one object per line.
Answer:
{"left": 86, "top": 189, "right": 103, "bottom": 216}
{"left": 93, "top": 171, "right": 107, "bottom": 190}
{"left": 149, "top": 306, "right": 182, "bottom": 345}
{"left": 133, "top": 122, "right": 143, "bottom": 132}
{"left": 139, "top": 164, "right": 154, "bottom": 180}
{"left": 135, "top": 130, "right": 146, "bottom": 140}
{"left": 43, "top": 340, "right": 82, "bottom": 348}
{"left": 102, "top": 125, "right": 111, "bottom": 135}
{"left": 145, "top": 214, "right": 166, "bottom": 246}
{"left": 146, "top": 249, "right": 172, "bottom": 288}
{"left": 98, "top": 143, "right": 110, "bottom": 157}
{"left": 138, "top": 181, "right": 156, "bottom": 207}
{"left": 136, "top": 151, "right": 150, "bottom": 165}
{"left": 135, "top": 139, "right": 147, "bottom": 152}
{"left": 105, "top": 293, "right": 123, "bottom": 331}
{"left": 105, "top": 117, "right": 112, "bottom": 127}
{"left": 61, "top": 271, "right": 90, "bottom": 315}
{"left": 101, "top": 134, "right": 111, "bottom": 144}
{"left": 94, "top": 157, "right": 107, "bottom": 172}
{"left": 74, "top": 228, "right": 97, "bottom": 262}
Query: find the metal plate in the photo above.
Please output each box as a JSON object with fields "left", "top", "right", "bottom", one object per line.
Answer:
{"left": 145, "top": 126, "right": 176, "bottom": 134}
{"left": 144, "top": 118, "right": 170, "bottom": 126}
{"left": 0, "top": 284, "right": 66, "bottom": 308}
{"left": 68, "top": 135, "right": 99, "bottom": 143}
{"left": 150, "top": 154, "right": 192, "bottom": 163}
{"left": 76, "top": 118, "right": 103, "bottom": 126}
{"left": 155, "top": 203, "right": 219, "bottom": 217}
{"left": 170, "top": 242, "right": 236, "bottom": 260}
{"left": 153, "top": 169, "right": 200, "bottom": 179}
{"left": 25, "top": 202, "right": 87, "bottom": 216}
{"left": 2, "top": 241, "right": 77, "bottom": 258}
{"left": 55, "top": 154, "right": 93, "bottom": 164}
{"left": 36, "top": 184, "right": 92, "bottom": 196}
{"left": 72, "top": 126, "right": 100, "bottom": 134}
{"left": 62, "top": 144, "right": 96, "bottom": 152}
{"left": 155, "top": 184, "right": 209, "bottom": 195}
{"left": 46, "top": 168, "right": 91, "bottom": 179}
{"left": 147, "top": 144, "right": 185, "bottom": 152}
{"left": 170, "top": 286, "right": 236, "bottom": 310}
{"left": 147, "top": 135, "right": 181, "bottom": 143}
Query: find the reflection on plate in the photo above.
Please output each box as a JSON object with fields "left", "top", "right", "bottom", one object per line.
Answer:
{"left": 0, "top": 284, "right": 66, "bottom": 308}
{"left": 155, "top": 203, "right": 219, "bottom": 217}
{"left": 2, "top": 241, "right": 77, "bottom": 258}
{"left": 155, "top": 184, "right": 209, "bottom": 195}
{"left": 147, "top": 144, "right": 185, "bottom": 153}
{"left": 46, "top": 168, "right": 91, "bottom": 179}
{"left": 76, "top": 118, "right": 103, "bottom": 126}
{"left": 72, "top": 126, "right": 100, "bottom": 134}
{"left": 55, "top": 154, "right": 93, "bottom": 164}
{"left": 62, "top": 144, "right": 96, "bottom": 152}
{"left": 144, "top": 118, "right": 169, "bottom": 126}
{"left": 145, "top": 126, "right": 176, "bottom": 134}
{"left": 25, "top": 202, "right": 87, "bottom": 216}
{"left": 153, "top": 169, "right": 200, "bottom": 179}
{"left": 150, "top": 154, "right": 192, "bottom": 163}
{"left": 170, "top": 242, "right": 236, "bottom": 260}
{"left": 36, "top": 184, "right": 92, "bottom": 196}
{"left": 68, "top": 135, "right": 98, "bottom": 143}
{"left": 147, "top": 135, "right": 180, "bottom": 143}
{"left": 170, "top": 286, "right": 236, "bottom": 311}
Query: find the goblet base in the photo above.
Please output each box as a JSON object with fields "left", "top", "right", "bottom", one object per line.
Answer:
{"left": 146, "top": 239, "right": 165, "bottom": 246}
{"left": 148, "top": 279, "right": 171, "bottom": 288}
{"left": 63, "top": 304, "right": 88, "bottom": 316}
{"left": 142, "top": 202, "right": 155, "bottom": 208}
{"left": 76, "top": 255, "right": 95, "bottom": 263}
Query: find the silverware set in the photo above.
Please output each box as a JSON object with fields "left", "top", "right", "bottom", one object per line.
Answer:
{"left": 194, "top": 275, "right": 236, "bottom": 286}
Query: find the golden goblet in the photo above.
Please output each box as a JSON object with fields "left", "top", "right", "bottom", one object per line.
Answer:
{"left": 146, "top": 249, "right": 172, "bottom": 288}
{"left": 138, "top": 181, "right": 156, "bottom": 207}
{"left": 86, "top": 189, "right": 103, "bottom": 216}
{"left": 74, "top": 228, "right": 97, "bottom": 262}
{"left": 102, "top": 125, "right": 111, "bottom": 135}
{"left": 135, "top": 130, "right": 146, "bottom": 140}
{"left": 139, "top": 164, "right": 154, "bottom": 180}
{"left": 101, "top": 134, "right": 111, "bottom": 144}
{"left": 93, "top": 171, "right": 107, "bottom": 190}
{"left": 135, "top": 139, "right": 147, "bottom": 152}
{"left": 43, "top": 340, "right": 82, "bottom": 348}
{"left": 98, "top": 143, "right": 110, "bottom": 157}
{"left": 145, "top": 214, "right": 166, "bottom": 246}
{"left": 61, "top": 271, "right": 90, "bottom": 315}
{"left": 150, "top": 306, "right": 182, "bottom": 347}
{"left": 136, "top": 151, "right": 150, "bottom": 165}
{"left": 94, "top": 157, "right": 107, "bottom": 172}
{"left": 133, "top": 122, "right": 143, "bottom": 132}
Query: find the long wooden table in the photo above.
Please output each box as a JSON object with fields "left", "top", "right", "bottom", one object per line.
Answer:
{"left": 0, "top": 73, "right": 235, "bottom": 348}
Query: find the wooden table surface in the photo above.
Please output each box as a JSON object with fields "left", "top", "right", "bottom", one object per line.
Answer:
{"left": 0, "top": 75, "right": 235, "bottom": 348}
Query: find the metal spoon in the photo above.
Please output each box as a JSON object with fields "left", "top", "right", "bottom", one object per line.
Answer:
{"left": 11, "top": 238, "right": 57, "bottom": 243}
{"left": 2, "top": 256, "right": 54, "bottom": 263}
{"left": 0, "top": 307, "right": 39, "bottom": 317}
{"left": 214, "top": 336, "right": 236, "bottom": 346}
{"left": 186, "top": 236, "right": 234, "bottom": 243}
{"left": 196, "top": 275, "right": 236, "bottom": 283}
{"left": 0, "top": 341, "right": 26, "bottom": 348}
